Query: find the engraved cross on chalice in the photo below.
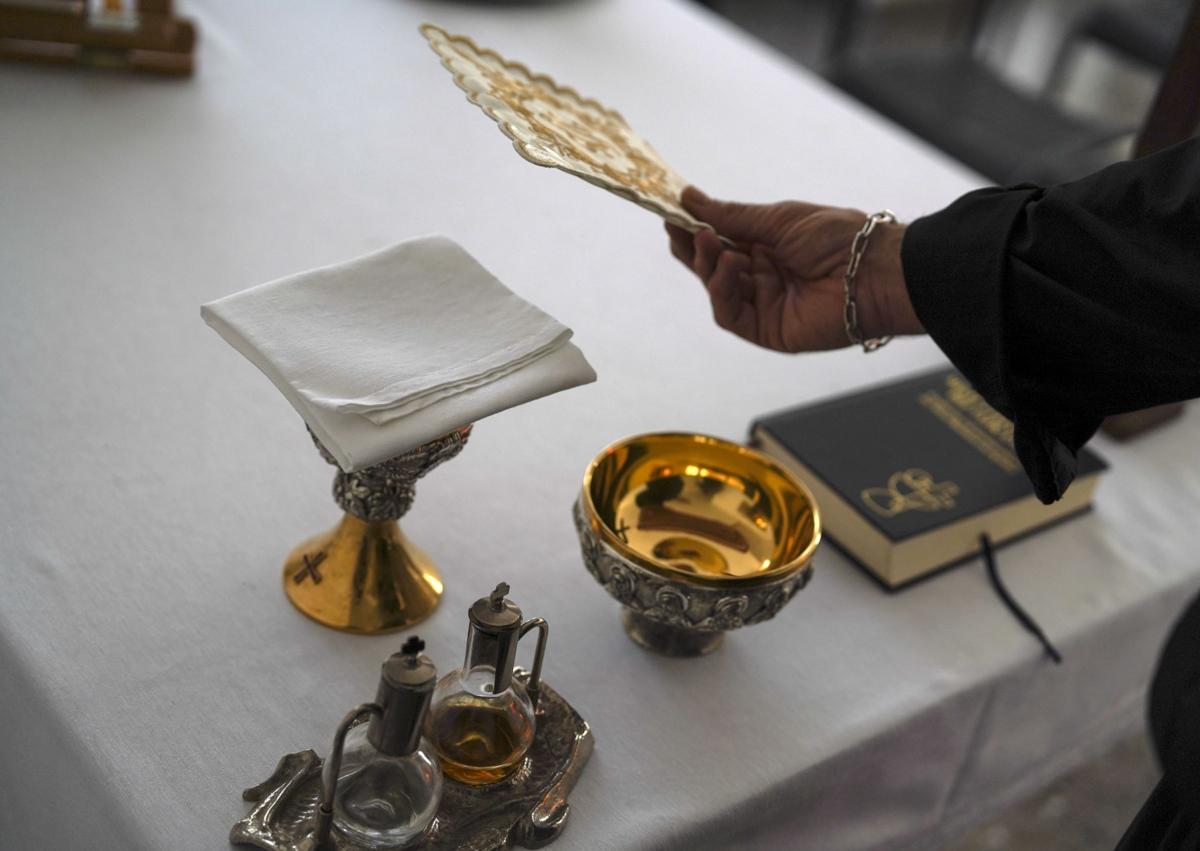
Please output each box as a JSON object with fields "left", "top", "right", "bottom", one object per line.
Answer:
{"left": 282, "top": 425, "right": 472, "bottom": 634}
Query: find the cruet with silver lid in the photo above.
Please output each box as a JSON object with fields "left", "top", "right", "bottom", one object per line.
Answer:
{"left": 315, "top": 636, "right": 442, "bottom": 849}
{"left": 426, "top": 582, "right": 549, "bottom": 784}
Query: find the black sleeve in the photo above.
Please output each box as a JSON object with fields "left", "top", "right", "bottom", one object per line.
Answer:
{"left": 901, "top": 137, "right": 1200, "bottom": 504}
{"left": 1115, "top": 589, "right": 1200, "bottom": 850}
{"left": 1114, "top": 777, "right": 1200, "bottom": 851}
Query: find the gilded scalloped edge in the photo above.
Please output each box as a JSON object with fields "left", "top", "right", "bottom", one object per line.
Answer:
{"left": 419, "top": 22, "right": 705, "bottom": 232}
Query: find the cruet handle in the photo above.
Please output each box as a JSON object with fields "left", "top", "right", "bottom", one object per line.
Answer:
{"left": 313, "top": 703, "right": 382, "bottom": 851}
{"left": 518, "top": 617, "right": 549, "bottom": 712}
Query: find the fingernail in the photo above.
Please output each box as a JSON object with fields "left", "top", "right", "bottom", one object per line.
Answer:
{"left": 684, "top": 186, "right": 711, "bottom": 205}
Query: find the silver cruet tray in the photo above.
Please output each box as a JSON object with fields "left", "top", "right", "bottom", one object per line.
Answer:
{"left": 230, "top": 672, "right": 593, "bottom": 851}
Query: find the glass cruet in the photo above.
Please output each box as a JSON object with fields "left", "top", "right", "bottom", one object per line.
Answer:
{"left": 426, "top": 582, "right": 549, "bottom": 784}
{"left": 313, "top": 636, "right": 443, "bottom": 849}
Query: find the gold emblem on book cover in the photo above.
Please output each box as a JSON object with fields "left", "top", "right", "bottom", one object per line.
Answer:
{"left": 862, "top": 469, "right": 960, "bottom": 517}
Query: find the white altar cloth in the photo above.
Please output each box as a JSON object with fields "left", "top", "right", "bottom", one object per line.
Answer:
{"left": 2, "top": 1, "right": 1198, "bottom": 849}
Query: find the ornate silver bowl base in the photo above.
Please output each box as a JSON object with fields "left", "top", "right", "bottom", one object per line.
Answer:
{"left": 230, "top": 673, "right": 592, "bottom": 851}
{"left": 620, "top": 608, "right": 724, "bottom": 657}
{"left": 574, "top": 498, "right": 814, "bottom": 658}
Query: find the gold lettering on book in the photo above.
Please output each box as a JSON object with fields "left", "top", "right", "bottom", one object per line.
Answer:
{"left": 918, "top": 387, "right": 1022, "bottom": 474}
{"left": 862, "top": 469, "right": 960, "bottom": 517}
{"left": 942, "top": 375, "right": 1015, "bottom": 446}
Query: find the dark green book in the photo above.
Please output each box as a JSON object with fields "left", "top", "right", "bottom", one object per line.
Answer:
{"left": 751, "top": 367, "right": 1107, "bottom": 589}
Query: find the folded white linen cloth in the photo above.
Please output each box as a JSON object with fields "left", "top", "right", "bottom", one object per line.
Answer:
{"left": 201, "top": 235, "right": 596, "bottom": 471}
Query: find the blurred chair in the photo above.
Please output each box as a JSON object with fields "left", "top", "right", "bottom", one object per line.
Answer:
{"left": 1130, "top": 0, "right": 1200, "bottom": 157}
{"left": 1101, "top": 0, "right": 1200, "bottom": 439}
{"left": 826, "top": 0, "right": 1192, "bottom": 184}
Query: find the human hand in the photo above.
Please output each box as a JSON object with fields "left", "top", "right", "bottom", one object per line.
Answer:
{"left": 666, "top": 187, "right": 921, "bottom": 352}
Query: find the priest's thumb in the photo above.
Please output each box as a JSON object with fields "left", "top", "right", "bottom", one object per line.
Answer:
{"left": 681, "top": 186, "right": 784, "bottom": 244}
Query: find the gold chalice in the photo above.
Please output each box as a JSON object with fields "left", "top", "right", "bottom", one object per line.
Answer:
{"left": 573, "top": 432, "right": 820, "bottom": 656}
{"left": 282, "top": 426, "right": 471, "bottom": 634}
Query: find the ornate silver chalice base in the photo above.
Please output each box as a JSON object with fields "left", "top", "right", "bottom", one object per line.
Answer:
{"left": 283, "top": 426, "right": 471, "bottom": 634}
{"left": 574, "top": 432, "right": 820, "bottom": 657}
{"left": 230, "top": 672, "right": 592, "bottom": 851}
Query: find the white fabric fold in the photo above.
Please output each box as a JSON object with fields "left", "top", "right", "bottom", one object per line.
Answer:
{"left": 201, "top": 235, "right": 596, "bottom": 471}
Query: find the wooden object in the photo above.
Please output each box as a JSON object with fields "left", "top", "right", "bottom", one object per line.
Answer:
{"left": 1102, "top": 403, "right": 1186, "bottom": 440}
{"left": 0, "top": 0, "right": 195, "bottom": 76}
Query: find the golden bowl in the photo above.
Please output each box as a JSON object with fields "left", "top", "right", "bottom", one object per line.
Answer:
{"left": 573, "top": 432, "right": 820, "bottom": 656}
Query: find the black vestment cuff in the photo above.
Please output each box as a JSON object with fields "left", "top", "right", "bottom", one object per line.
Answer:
{"left": 901, "top": 186, "right": 1081, "bottom": 504}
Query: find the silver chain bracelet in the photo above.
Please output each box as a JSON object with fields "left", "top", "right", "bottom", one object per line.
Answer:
{"left": 843, "top": 209, "right": 897, "bottom": 353}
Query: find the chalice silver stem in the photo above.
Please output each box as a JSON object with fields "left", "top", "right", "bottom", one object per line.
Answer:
{"left": 282, "top": 425, "right": 471, "bottom": 634}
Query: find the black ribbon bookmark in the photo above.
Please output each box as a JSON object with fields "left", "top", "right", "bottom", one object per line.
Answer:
{"left": 979, "top": 534, "right": 1063, "bottom": 664}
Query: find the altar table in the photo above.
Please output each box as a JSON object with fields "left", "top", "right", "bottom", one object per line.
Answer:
{"left": 2, "top": 1, "right": 1199, "bottom": 849}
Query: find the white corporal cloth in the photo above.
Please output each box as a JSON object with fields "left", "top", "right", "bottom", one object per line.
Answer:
{"left": 202, "top": 235, "right": 596, "bottom": 471}
{"left": 2, "top": 1, "right": 1199, "bottom": 850}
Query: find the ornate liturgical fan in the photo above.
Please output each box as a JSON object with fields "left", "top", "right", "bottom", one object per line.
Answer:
{"left": 421, "top": 23, "right": 705, "bottom": 232}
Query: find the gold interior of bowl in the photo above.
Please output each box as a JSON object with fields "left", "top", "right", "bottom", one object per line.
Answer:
{"left": 582, "top": 432, "right": 820, "bottom": 587}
